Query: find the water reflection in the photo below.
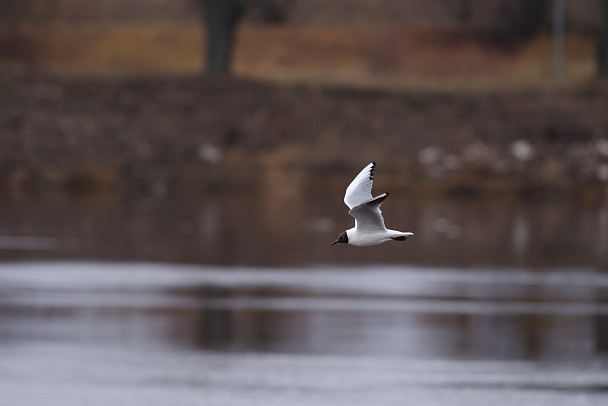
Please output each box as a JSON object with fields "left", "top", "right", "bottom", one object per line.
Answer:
{"left": 0, "top": 193, "right": 606, "bottom": 268}
{"left": 1, "top": 263, "right": 608, "bottom": 361}
{"left": 5, "top": 300, "right": 607, "bottom": 360}
{"left": 1, "top": 192, "right": 608, "bottom": 367}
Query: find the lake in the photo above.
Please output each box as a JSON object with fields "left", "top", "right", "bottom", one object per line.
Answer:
{"left": 0, "top": 193, "right": 607, "bottom": 405}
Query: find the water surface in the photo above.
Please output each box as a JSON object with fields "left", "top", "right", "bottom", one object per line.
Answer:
{"left": 0, "top": 193, "right": 606, "bottom": 268}
{"left": 0, "top": 194, "right": 607, "bottom": 405}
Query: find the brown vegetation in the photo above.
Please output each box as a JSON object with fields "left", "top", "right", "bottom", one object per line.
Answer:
{"left": 0, "top": 17, "right": 606, "bottom": 199}
{"left": 0, "top": 23, "right": 599, "bottom": 87}
{"left": 1, "top": 74, "right": 607, "bottom": 200}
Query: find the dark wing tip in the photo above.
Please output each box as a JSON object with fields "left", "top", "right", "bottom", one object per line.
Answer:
{"left": 369, "top": 162, "right": 376, "bottom": 180}
{"left": 365, "top": 193, "right": 389, "bottom": 207}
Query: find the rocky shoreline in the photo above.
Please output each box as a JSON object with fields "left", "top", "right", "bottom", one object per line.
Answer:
{"left": 1, "top": 74, "right": 607, "bottom": 200}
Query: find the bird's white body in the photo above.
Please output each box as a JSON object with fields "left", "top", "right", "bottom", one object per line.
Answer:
{"left": 344, "top": 227, "right": 411, "bottom": 247}
{"left": 332, "top": 162, "right": 414, "bottom": 247}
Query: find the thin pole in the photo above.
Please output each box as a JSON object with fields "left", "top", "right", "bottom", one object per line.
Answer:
{"left": 552, "top": 0, "right": 566, "bottom": 79}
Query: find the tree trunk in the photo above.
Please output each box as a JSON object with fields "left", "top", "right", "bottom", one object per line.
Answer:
{"left": 599, "top": 0, "right": 608, "bottom": 77}
{"left": 199, "top": 0, "right": 243, "bottom": 74}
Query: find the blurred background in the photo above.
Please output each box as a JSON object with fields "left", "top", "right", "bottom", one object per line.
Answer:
{"left": 1, "top": 1, "right": 608, "bottom": 405}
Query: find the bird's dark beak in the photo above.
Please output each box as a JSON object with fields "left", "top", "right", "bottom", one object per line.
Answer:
{"left": 331, "top": 240, "right": 339, "bottom": 246}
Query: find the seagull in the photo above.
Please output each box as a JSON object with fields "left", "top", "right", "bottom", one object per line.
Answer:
{"left": 332, "top": 162, "right": 414, "bottom": 246}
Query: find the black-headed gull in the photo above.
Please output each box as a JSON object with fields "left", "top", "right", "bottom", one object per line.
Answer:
{"left": 332, "top": 162, "right": 414, "bottom": 246}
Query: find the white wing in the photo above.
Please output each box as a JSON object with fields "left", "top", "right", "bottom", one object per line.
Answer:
{"left": 348, "top": 193, "right": 388, "bottom": 231}
{"left": 344, "top": 162, "right": 376, "bottom": 209}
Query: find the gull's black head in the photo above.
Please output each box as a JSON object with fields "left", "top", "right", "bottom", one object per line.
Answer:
{"left": 331, "top": 230, "right": 349, "bottom": 246}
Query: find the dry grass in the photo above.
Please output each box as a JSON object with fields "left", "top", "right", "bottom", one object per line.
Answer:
{"left": 0, "top": 22, "right": 599, "bottom": 91}
{"left": 235, "top": 25, "right": 598, "bottom": 91}
{"left": 1, "top": 23, "right": 204, "bottom": 76}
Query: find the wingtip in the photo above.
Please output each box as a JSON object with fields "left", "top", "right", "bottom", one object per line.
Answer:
{"left": 369, "top": 162, "right": 376, "bottom": 180}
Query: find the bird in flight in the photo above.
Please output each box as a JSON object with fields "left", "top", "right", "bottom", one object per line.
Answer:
{"left": 332, "top": 162, "right": 414, "bottom": 246}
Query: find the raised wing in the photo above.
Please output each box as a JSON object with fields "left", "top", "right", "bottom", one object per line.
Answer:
{"left": 348, "top": 193, "right": 388, "bottom": 231}
{"left": 344, "top": 162, "right": 376, "bottom": 209}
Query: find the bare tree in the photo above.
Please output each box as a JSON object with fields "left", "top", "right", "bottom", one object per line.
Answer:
{"left": 198, "top": 0, "right": 293, "bottom": 74}
{"left": 198, "top": 0, "right": 243, "bottom": 74}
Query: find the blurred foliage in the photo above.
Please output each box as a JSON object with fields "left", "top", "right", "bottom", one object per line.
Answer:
{"left": 0, "top": 0, "right": 600, "bottom": 29}
{"left": 0, "top": 0, "right": 57, "bottom": 58}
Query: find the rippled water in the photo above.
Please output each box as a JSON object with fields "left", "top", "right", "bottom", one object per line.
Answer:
{"left": 0, "top": 194, "right": 607, "bottom": 405}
